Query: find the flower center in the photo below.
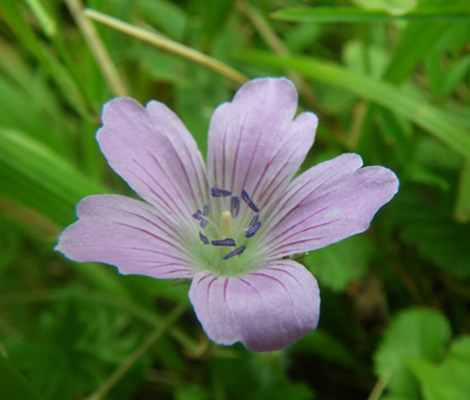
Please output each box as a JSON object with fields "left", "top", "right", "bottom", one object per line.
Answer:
{"left": 190, "top": 188, "right": 264, "bottom": 276}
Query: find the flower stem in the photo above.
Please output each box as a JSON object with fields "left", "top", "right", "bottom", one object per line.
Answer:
{"left": 85, "top": 302, "right": 187, "bottom": 400}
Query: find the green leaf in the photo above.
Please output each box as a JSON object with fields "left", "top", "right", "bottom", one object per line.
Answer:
{"left": 0, "top": 216, "right": 20, "bottom": 273}
{"left": 0, "top": 354, "right": 43, "bottom": 400}
{"left": 413, "top": 137, "right": 462, "bottom": 171}
{"left": 0, "top": 0, "right": 90, "bottom": 118}
{"left": 380, "top": 396, "right": 409, "bottom": 400}
{"left": 374, "top": 308, "right": 451, "bottom": 398}
{"left": 24, "top": 0, "right": 56, "bottom": 37}
{"left": 284, "top": 23, "right": 322, "bottom": 54}
{"left": 303, "top": 235, "right": 374, "bottom": 292}
{"left": 442, "top": 55, "right": 470, "bottom": 98}
{"left": 175, "top": 385, "right": 208, "bottom": 400}
{"left": 175, "top": 69, "right": 228, "bottom": 155}
{"left": 401, "top": 164, "right": 450, "bottom": 191}
{"left": 395, "top": 187, "right": 470, "bottom": 277}
{"left": 127, "top": 48, "right": 189, "bottom": 85}
{"left": 424, "top": 27, "right": 470, "bottom": 98}
{"left": 351, "top": 0, "right": 417, "bottom": 12}
{"left": 6, "top": 297, "right": 146, "bottom": 400}
{"left": 194, "top": 0, "right": 235, "bottom": 41}
{"left": 0, "top": 69, "right": 63, "bottom": 151}
{"left": 357, "top": 0, "right": 469, "bottom": 162}
{"left": 343, "top": 41, "right": 388, "bottom": 78}
{"left": 240, "top": 51, "right": 470, "bottom": 159}
{"left": 272, "top": 7, "right": 470, "bottom": 23}
{"left": 136, "top": 0, "right": 187, "bottom": 40}
{"left": 408, "top": 337, "right": 470, "bottom": 400}
{"left": 210, "top": 352, "right": 314, "bottom": 400}
{"left": 455, "top": 161, "right": 470, "bottom": 223}
{"left": 382, "top": 0, "right": 469, "bottom": 84}
{"left": 290, "top": 330, "right": 357, "bottom": 368}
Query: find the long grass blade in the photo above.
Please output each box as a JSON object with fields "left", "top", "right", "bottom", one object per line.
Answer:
{"left": 272, "top": 6, "right": 470, "bottom": 23}
{"left": 241, "top": 51, "right": 470, "bottom": 158}
{"left": 0, "top": 128, "right": 105, "bottom": 227}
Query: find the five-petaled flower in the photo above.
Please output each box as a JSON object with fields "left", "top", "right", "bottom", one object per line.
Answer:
{"left": 56, "top": 78, "right": 399, "bottom": 352}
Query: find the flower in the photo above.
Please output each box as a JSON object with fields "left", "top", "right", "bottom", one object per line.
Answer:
{"left": 56, "top": 78, "right": 399, "bottom": 352}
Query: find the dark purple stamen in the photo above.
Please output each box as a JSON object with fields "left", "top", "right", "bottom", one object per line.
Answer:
{"left": 241, "top": 190, "right": 259, "bottom": 212}
{"left": 231, "top": 196, "right": 240, "bottom": 218}
{"left": 200, "top": 219, "right": 207, "bottom": 228}
{"left": 199, "top": 232, "right": 209, "bottom": 245}
{"left": 246, "top": 221, "right": 261, "bottom": 238}
{"left": 192, "top": 210, "right": 202, "bottom": 220}
{"left": 211, "top": 238, "right": 236, "bottom": 247}
{"left": 223, "top": 246, "right": 246, "bottom": 260}
{"left": 249, "top": 214, "right": 259, "bottom": 227}
{"left": 203, "top": 205, "right": 209, "bottom": 216}
{"left": 211, "top": 188, "right": 231, "bottom": 197}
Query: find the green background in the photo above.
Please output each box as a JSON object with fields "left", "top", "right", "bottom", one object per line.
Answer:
{"left": 0, "top": 0, "right": 469, "bottom": 399}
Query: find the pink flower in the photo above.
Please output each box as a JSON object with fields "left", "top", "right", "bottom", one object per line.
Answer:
{"left": 56, "top": 78, "right": 398, "bottom": 351}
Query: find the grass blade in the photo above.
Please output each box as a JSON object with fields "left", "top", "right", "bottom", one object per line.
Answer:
{"left": 0, "top": 354, "right": 44, "bottom": 400}
{"left": 455, "top": 161, "right": 470, "bottom": 223}
{"left": 240, "top": 51, "right": 470, "bottom": 158}
{"left": 0, "top": 128, "right": 105, "bottom": 227}
{"left": 272, "top": 6, "right": 470, "bottom": 23}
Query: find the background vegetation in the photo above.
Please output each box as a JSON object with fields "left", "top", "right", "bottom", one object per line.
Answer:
{"left": 1, "top": 0, "right": 469, "bottom": 399}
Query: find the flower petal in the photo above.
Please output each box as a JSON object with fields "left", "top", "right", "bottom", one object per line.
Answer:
{"left": 97, "top": 97, "right": 208, "bottom": 224}
{"left": 258, "top": 153, "right": 399, "bottom": 258}
{"left": 56, "top": 195, "right": 196, "bottom": 279}
{"left": 207, "top": 78, "right": 317, "bottom": 213}
{"left": 188, "top": 260, "right": 320, "bottom": 352}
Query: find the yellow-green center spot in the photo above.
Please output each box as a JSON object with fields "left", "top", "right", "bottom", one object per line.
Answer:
{"left": 220, "top": 210, "right": 232, "bottom": 238}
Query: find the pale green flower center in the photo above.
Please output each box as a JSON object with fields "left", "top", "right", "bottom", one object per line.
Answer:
{"left": 188, "top": 189, "right": 266, "bottom": 277}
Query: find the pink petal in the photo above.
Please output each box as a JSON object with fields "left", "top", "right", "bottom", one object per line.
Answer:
{"left": 188, "top": 260, "right": 320, "bottom": 352}
{"left": 258, "top": 153, "right": 399, "bottom": 258}
{"left": 56, "top": 195, "right": 196, "bottom": 279}
{"left": 97, "top": 98, "right": 208, "bottom": 223}
{"left": 207, "top": 78, "right": 317, "bottom": 216}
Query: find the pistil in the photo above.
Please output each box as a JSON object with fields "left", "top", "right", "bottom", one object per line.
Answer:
{"left": 220, "top": 210, "right": 233, "bottom": 238}
{"left": 193, "top": 189, "right": 262, "bottom": 265}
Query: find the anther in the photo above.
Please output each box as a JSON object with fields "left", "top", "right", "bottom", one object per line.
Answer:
{"left": 192, "top": 210, "right": 202, "bottom": 220}
{"left": 200, "top": 219, "right": 207, "bottom": 228}
{"left": 223, "top": 246, "right": 246, "bottom": 259}
{"left": 211, "top": 188, "right": 231, "bottom": 197}
{"left": 241, "top": 190, "right": 259, "bottom": 212}
{"left": 203, "top": 205, "right": 209, "bottom": 216}
{"left": 211, "top": 238, "right": 236, "bottom": 247}
{"left": 231, "top": 196, "right": 240, "bottom": 218}
{"left": 199, "top": 232, "right": 209, "bottom": 245}
{"left": 246, "top": 221, "right": 261, "bottom": 238}
{"left": 249, "top": 215, "right": 259, "bottom": 227}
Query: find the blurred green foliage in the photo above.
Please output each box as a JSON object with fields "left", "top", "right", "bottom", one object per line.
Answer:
{"left": 0, "top": 0, "right": 469, "bottom": 399}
